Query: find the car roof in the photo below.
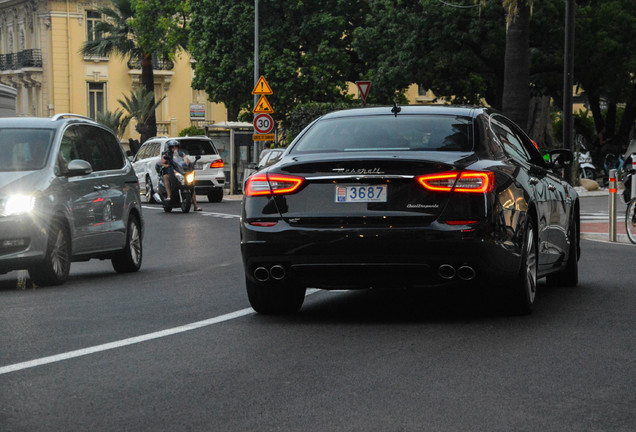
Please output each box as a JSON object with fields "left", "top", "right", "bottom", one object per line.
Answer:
{"left": 319, "top": 105, "right": 491, "bottom": 120}
{"left": 0, "top": 114, "right": 106, "bottom": 130}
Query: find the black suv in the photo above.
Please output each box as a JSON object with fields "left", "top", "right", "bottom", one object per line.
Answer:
{"left": 0, "top": 114, "right": 144, "bottom": 286}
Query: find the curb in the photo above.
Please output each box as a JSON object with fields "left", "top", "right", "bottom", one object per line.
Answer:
{"left": 581, "top": 232, "right": 633, "bottom": 245}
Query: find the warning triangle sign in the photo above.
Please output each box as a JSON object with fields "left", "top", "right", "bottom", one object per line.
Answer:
{"left": 253, "top": 95, "right": 274, "bottom": 114}
{"left": 355, "top": 80, "right": 371, "bottom": 101}
{"left": 252, "top": 76, "right": 273, "bottom": 95}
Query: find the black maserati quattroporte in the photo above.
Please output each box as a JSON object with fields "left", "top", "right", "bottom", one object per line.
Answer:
{"left": 240, "top": 105, "right": 579, "bottom": 315}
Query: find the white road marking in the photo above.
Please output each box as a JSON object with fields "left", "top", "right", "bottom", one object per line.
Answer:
{"left": 142, "top": 205, "right": 239, "bottom": 218}
{"left": 0, "top": 290, "right": 320, "bottom": 376}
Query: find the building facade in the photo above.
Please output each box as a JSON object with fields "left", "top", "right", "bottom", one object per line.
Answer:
{"left": 0, "top": 0, "right": 227, "bottom": 142}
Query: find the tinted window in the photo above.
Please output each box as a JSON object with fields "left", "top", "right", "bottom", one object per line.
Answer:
{"left": 178, "top": 139, "right": 217, "bottom": 156}
{"left": 0, "top": 128, "right": 55, "bottom": 171}
{"left": 292, "top": 115, "right": 473, "bottom": 153}
{"left": 490, "top": 117, "right": 530, "bottom": 162}
{"left": 71, "top": 125, "right": 124, "bottom": 171}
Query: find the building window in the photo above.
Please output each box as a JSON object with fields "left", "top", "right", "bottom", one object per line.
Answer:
{"left": 86, "top": 11, "right": 103, "bottom": 42}
{"left": 88, "top": 82, "right": 105, "bottom": 119}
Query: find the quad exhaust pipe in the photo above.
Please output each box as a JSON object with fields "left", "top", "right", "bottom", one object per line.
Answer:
{"left": 253, "top": 265, "right": 287, "bottom": 282}
{"left": 438, "top": 264, "right": 476, "bottom": 281}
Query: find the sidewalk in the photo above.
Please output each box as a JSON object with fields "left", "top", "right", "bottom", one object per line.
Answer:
{"left": 576, "top": 186, "right": 633, "bottom": 244}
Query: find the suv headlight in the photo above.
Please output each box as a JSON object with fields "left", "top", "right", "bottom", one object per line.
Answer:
{"left": 1, "top": 195, "right": 35, "bottom": 216}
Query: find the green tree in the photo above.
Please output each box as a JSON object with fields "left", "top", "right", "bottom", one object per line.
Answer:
{"left": 96, "top": 109, "right": 131, "bottom": 139}
{"left": 190, "top": 0, "right": 366, "bottom": 124}
{"left": 117, "top": 87, "right": 166, "bottom": 139}
{"left": 575, "top": 0, "right": 636, "bottom": 151}
{"left": 82, "top": 0, "right": 189, "bottom": 143}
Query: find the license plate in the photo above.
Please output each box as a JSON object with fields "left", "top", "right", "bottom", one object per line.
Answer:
{"left": 194, "top": 162, "right": 204, "bottom": 170}
{"left": 335, "top": 185, "right": 387, "bottom": 203}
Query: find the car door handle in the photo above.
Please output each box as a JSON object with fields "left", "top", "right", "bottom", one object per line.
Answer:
{"left": 529, "top": 177, "right": 540, "bottom": 185}
{"left": 548, "top": 184, "right": 557, "bottom": 191}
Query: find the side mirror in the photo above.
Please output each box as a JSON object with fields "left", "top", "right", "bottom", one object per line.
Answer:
{"left": 545, "top": 149, "right": 573, "bottom": 170}
{"left": 195, "top": 155, "right": 201, "bottom": 161}
{"left": 66, "top": 159, "right": 93, "bottom": 177}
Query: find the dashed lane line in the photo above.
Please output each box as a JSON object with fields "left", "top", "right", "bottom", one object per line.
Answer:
{"left": 0, "top": 290, "right": 320, "bottom": 376}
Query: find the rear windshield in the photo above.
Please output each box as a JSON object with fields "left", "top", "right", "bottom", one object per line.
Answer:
{"left": 292, "top": 114, "right": 473, "bottom": 153}
{"left": 0, "top": 128, "right": 55, "bottom": 171}
{"left": 178, "top": 139, "right": 217, "bottom": 156}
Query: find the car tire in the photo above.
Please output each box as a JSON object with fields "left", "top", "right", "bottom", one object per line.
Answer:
{"left": 245, "top": 277, "right": 306, "bottom": 314}
{"left": 506, "top": 217, "right": 538, "bottom": 315}
{"left": 29, "top": 219, "right": 71, "bottom": 286}
{"left": 207, "top": 188, "right": 223, "bottom": 203}
{"left": 111, "top": 215, "right": 143, "bottom": 273}
{"left": 145, "top": 175, "right": 157, "bottom": 203}
{"left": 546, "top": 213, "right": 579, "bottom": 287}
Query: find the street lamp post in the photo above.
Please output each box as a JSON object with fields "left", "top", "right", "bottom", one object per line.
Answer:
{"left": 253, "top": 0, "right": 259, "bottom": 162}
{"left": 563, "top": 0, "right": 575, "bottom": 183}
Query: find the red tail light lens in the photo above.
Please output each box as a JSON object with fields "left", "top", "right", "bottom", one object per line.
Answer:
{"left": 245, "top": 173, "right": 304, "bottom": 196}
{"left": 210, "top": 159, "right": 224, "bottom": 168}
{"left": 417, "top": 171, "right": 493, "bottom": 193}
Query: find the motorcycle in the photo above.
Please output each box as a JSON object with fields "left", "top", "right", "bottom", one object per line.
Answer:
{"left": 153, "top": 155, "right": 200, "bottom": 213}
{"left": 575, "top": 135, "right": 596, "bottom": 181}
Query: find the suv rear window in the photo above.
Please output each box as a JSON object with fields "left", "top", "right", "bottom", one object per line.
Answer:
{"left": 292, "top": 115, "right": 474, "bottom": 153}
{"left": 178, "top": 139, "right": 217, "bottom": 156}
{"left": 0, "top": 128, "right": 55, "bottom": 171}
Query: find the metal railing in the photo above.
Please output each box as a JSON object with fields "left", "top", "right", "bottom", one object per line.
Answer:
{"left": 0, "top": 49, "right": 43, "bottom": 70}
{"left": 126, "top": 56, "right": 174, "bottom": 71}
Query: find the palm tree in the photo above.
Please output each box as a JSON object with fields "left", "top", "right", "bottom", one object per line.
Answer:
{"left": 117, "top": 87, "right": 166, "bottom": 140}
{"left": 501, "top": 1, "right": 531, "bottom": 130}
{"left": 82, "top": 0, "right": 188, "bottom": 143}
{"left": 96, "top": 109, "right": 131, "bottom": 139}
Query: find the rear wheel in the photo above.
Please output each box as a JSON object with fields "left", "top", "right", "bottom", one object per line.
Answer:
{"left": 29, "top": 219, "right": 71, "bottom": 286}
{"left": 626, "top": 199, "right": 636, "bottom": 244}
{"left": 111, "top": 215, "right": 142, "bottom": 273}
{"left": 245, "top": 277, "right": 306, "bottom": 314}
{"left": 505, "top": 218, "right": 537, "bottom": 315}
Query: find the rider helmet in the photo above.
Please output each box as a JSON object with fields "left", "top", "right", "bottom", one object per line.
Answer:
{"left": 166, "top": 139, "right": 180, "bottom": 149}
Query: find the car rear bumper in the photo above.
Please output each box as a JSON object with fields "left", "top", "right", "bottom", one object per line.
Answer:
{"left": 241, "top": 220, "right": 522, "bottom": 289}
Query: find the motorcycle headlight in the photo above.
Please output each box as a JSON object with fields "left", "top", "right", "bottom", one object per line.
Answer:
{"left": 185, "top": 172, "right": 195, "bottom": 184}
{"left": 2, "top": 195, "right": 35, "bottom": 216}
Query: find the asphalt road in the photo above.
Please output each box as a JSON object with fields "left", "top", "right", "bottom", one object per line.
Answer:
{"left": 1, "top": 196, "right": 635, "bottom": 431}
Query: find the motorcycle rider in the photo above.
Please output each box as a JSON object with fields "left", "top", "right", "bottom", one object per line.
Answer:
{"left": 157, "top": 139, "right": 201, "bottom": 210}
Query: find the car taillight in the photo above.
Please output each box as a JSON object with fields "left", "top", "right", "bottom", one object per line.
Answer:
{"left": 245, "top": 173, "right": 304, "bottom": 196}
{"left": 210, "top": 159, "right": 224, "bottom": 168}
{"left": 417, "top": 171, "right": 493, "bottom": 193}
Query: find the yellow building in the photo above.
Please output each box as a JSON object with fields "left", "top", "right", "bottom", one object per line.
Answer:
{"left": 0, "top": 0, "right": 227, "bottom": 144}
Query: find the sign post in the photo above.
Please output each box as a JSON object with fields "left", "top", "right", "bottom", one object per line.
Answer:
{"left": 355, "top": 80, "right": 372, "bottom": 105}
{"left": 252, "top": 76, "right": 275, "bottom": 141}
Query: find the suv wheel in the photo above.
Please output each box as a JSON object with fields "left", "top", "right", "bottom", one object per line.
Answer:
{"left": 111, "top": 215, "right": 143, "bottom": 273}
{"left": 207, "top": 188, "right": 223, "bottom": 203}
{"left": 29, "top": 219, "right": 71, "bottom": 286}
{"left": 145, "top": 175, "right": 157, "bottom": 203}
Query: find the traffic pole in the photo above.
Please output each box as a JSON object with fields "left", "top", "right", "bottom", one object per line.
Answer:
{"left": 609, "top": 169, "right": 617, "bottom": 242}
{"left": 632, "top": 154, "right": 636, "bottom": 200}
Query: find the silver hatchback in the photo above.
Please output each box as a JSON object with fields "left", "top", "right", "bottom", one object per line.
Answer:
{"left": 0, "top": 114, "right": 144, "bottom": 286}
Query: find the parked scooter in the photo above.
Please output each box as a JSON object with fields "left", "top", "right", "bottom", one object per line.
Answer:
{"left": 575, "top": 135, "right": 596, "bottom": 180}
{"left": 153, "top": 156, "right": 200, "bottom": 213}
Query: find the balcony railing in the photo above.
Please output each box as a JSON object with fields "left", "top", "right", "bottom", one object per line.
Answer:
{"left": 0, "top": 49, "right": 43, "bottom": 71}
{"left": 127, "top": 56, "right": 174, "bottom": 71}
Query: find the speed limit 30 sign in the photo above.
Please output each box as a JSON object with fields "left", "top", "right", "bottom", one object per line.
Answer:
{"left": 253, "top": 113, "right": 274, "bottom": 134}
